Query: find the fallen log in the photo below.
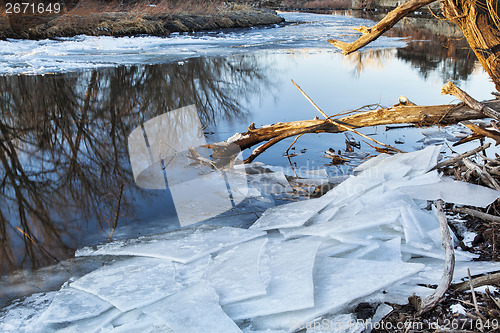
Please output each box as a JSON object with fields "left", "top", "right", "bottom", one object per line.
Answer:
{"left": 210, "top": 98, "right": 500, "bottom": 164}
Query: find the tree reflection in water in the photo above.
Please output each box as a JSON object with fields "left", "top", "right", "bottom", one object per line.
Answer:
{"left": 342, "top": 15, "right": 478, "bottom": 82}
{"left": 0, "top": 54, "right": 274, "bottom": 274}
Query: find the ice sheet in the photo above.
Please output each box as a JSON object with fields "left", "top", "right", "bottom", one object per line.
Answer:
{"left": 206, "top": 238, "right": 268, "bottom": 305}
{"left": 70, "top": 257, "right": 182, "bottom": 312}
{"left": 246, "top": 171, "right": 292, "bottom": 194}
{"left": 279, "top": 208, "right": 400, "bottom": 239}
{"left": 223, "top": 239, "right": 321, "bottom": 320}
{"left": 36, "top": 287, "right": 113, "bottom": 324}
{"left": 56, "top": 308, "right": 123, "bottom": 333}
{"left": 252, "top": 257, "right": 424, "bottom": 331}
{"left": 76, "top": 225, "right": 266, "bottom": 264}
{"left": 173, "top": 256, "right": 212, "bottom": 286}
{"left": 108, "top": 309, "right": 173, "bottom": 332}
{"left": 400, "top": 206, "right": 437, "bottom": 246}
{"left": 399, "top": 179, "right": 500, "bottom": 207}
{"left": 354, "top": 145, "right": 442, "bottom": 175}
{"left": 143, "top": 282, "right": 241, "bottom": 333}
{"left": 250, "top": 198, "right": 329, "bottom": 230}
{"left": 0, "top": 292, "right": 55, "bottom": 333}
{"left": 361, "top": 237, "right": 402, "bottom": 262}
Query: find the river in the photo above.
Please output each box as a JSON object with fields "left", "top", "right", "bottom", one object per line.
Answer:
{"left": 0, "top": 11, "right": 496, "bottom": 305}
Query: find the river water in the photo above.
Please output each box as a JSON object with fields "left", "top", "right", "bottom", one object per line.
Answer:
{"left": 0, "top": 11, "right": 496, "bottom": 304}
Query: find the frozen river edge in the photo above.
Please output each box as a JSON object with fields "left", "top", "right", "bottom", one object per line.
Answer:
{"left": 2, "top": 145, "right": 500, "bottom": 333}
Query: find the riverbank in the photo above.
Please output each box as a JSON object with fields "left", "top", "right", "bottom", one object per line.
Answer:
{"left": 0, "top": 1, "right": 284, "bottom": 39}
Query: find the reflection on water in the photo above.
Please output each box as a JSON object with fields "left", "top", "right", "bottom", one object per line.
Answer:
{"left": 0, "top": 12, "right": 495, "bottom": 286}
{"left": 0, "top": 55, "right": 274, "bottom": 274}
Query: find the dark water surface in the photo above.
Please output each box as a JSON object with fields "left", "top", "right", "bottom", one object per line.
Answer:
{"left": 0, "top": 11, "right": 496, "bottom": 303}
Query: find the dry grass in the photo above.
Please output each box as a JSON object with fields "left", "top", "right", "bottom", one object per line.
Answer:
{"left": 63, "top": 0, "right": 230, "bottom": 17}
{"left": 0, "top": 0, "right": 272, "bottom": 38}
{"left": 303, "top": 0, "right": 352, "bottom": 9}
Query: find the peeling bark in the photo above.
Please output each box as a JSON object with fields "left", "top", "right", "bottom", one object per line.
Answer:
{"left": 442, "top": 0, "right": 500, "bottom": 91}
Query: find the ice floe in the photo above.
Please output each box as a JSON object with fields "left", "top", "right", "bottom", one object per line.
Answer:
{"left": 2, "top": 145, "right": 500, "bottom": 332}
{"left": 76, "top": 225, "right": 266, "bottom": 264}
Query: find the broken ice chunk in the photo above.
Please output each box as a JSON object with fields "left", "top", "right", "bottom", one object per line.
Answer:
{"left": 399, "top": 179, "right": 500, "bottom": 207}
{"left": 173, "top": 256, "right": 212, "bottom": 286}
{"left": 70, "top": 257, "right": 183, "bottom": 312}
{"left": 76, "top": 225, "right": 266, "bottom": 264}
{"left": 0, "top": 292, "right": 56, "bottom": 333}
{"left": 106, "top": 309, "right": 171, "bottom": 333}
{"left": 56, "top": 308, "right": 123, "bottom": 333}
{"left": 252, "top": 257, "right": 424, "bottom": 331}
{"left": 223, "top": 239, "right": 320, "bottom": 320}
{"left": 280, "top": 208, "right": 400, "bottom": 239}
{"left": 246, "top": 171, "right": 292, "bottom": 194}
{"left": 450, "top": 304, "right": 467, "bottom": 316}
{"left": 400, "top": 206, "right": 437, "bottom": 247}
{"left": 36, "top": 287, "right": 113, "bottom": 324}
{"left": 361, "top": 237, "right": 402, "bottom": 262}
{"left": 354, "top": 145, "right": 442, "bottom": 176}
{"left": 343, "top": 243, "right": 379, "bottom": 259}
{"left": 250, "top": 198, "right": 330, "bottom": 231}
{"left": 143, "top": 282, "right": 241, "bottom": 333}
{"left": 206, "top": 238, "right": 268, "bottom": 305}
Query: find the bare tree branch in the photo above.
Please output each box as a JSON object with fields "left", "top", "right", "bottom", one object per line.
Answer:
{"left": 328, "top": 0, "right": 437, "bottom": 55}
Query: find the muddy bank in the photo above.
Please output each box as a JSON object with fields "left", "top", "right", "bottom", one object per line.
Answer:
{"left": 0, "top": 8, "right": 284, "bottom": 39}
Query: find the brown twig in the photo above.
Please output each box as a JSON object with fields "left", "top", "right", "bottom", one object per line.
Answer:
{"left": 452, "top": 271, "right": 500, "bottom": 292}
{"left": 429, "top": 142, "right": 491, "bottom": 171}
{"left": 291, "top": 79, "right": 405, "bottom": 153}
{"left": 467, "top": 268, "right": 485, "bottom": 331}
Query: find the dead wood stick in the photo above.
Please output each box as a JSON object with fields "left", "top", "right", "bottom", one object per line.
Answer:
{"left": 327, "top": 0, "right": 437, "bottom": 55}
{"left": 467, "top": 268, "right": 486, "bottom": 330}
{"left": 462, "top": 158, "right": 500, "bottom": 191}
{"left": 416, "top": 199, "right": 455, "bottom": 315}
{"left": 429, "top": 142, "right": 491, "bottom": 171}
{"left": 245, "top": 135, "right": 288, "bottom": 163}
{"left": 442, "top": 81, "right": 500, "bottom": 121}
{"left": 291, "top": 80, "right": 405, "bottom": 153}
{"left": 461, "top": 121, "right": 500, "bottom": 145}
{"left": 452, "top": 271, "right": 500, "bottom": 292}
{"left": 454, "top": 207, "right": 500, "bottom": 223}
{"left": 210, "top": 99, "right": 500, "bottom": 163}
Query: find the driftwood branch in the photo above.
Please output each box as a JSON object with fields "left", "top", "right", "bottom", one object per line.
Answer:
{"left": 429, "top": 142, "right": 491, "bottom": 171}
{"left": 452, "top": 271, "right": 500, "bottom": 292}
{"left": 460, "top": 121, "right": 500, "bottom": 145}
{"left": 462, "top": 158, "right": 500, "bottom": 191}
{"left": 415, "top": 199, "right": 455, "bottom": 315}
{"left": 442, "top": 81, "right": 500, "bottom": 121}
{"left": 454, "top": 207, "right": 500, "bottom": 223}
{"left": 327, "top": 0, "right": 437, "bottom": 55}
{"left": 211, "top": 98, "right": 500, "bottom": 163}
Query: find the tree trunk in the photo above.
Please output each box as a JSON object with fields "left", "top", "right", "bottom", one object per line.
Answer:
{"left": 442, "top": 0, "right": 500, "bottom": 91}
